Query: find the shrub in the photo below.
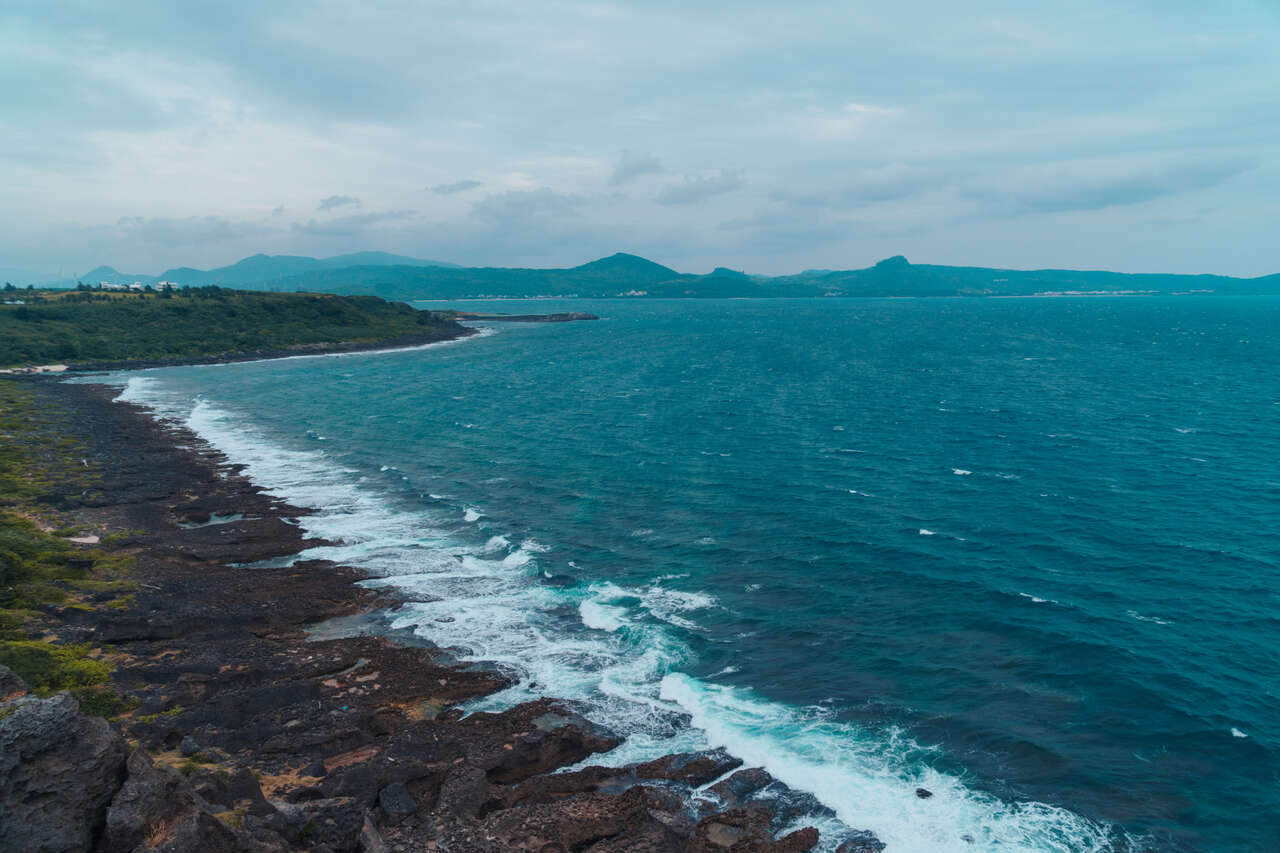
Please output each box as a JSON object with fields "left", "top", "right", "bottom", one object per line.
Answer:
{"left": 0, "top": 640, "right": 111, "bottom": 693}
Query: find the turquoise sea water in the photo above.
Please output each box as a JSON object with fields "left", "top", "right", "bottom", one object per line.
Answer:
{"left": 107, "top": 297, "right": 1279, "bottom": 851}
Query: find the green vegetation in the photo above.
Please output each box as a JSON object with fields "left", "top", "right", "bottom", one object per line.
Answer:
{"left": 0, "top": 379, "right": 132, "bottom": 715}
{"left": 0, "top": 287, "right": 461, "bottom": 367}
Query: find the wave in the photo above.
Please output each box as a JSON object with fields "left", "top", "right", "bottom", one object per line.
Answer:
{"left": 661, "top": 674, "right": 1121, "bottom": 852}
{"left": 109, "top": 372, "right": 1130, "bottom": 852}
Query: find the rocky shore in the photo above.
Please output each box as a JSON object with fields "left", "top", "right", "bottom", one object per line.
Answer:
{"left": 1, "top": 378, "right": 884, "bottom": 853}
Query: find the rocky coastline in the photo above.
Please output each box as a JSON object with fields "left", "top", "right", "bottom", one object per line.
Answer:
{"left": 1, "top": 377, "right": 883, "bottom": 853}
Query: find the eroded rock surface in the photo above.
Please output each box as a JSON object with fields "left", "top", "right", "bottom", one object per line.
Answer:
{"left": 0, "top": 682, "right": 127, "bottom": 853}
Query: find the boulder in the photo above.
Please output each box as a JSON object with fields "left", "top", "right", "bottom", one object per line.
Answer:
{"left": 0, "top": 663, "right": 27, "bottom": 700}
{"left": 376, "top": 781, "right": 416, "bottom": 826}
{"left": 191, "top": 766, "right": 276, "bottom": 818}
{"left": 0, "top": 691, "right": 128, "bottom": 853}
{"left": 481, "top": 712, "right": 622, "bottom": 784}
{"left": 835, "top": 830, "right": 888, "bottom": 853}
{"left": 704, "top": 767, "right": 774, "bottom": 807}
{"left": 141, "top": 806, "right": 249, "bottom": 852}
{"left": 635, "top": 749, "right": 743, "bottom": 787}
{"left": 466, "top": 786, "right": 654, "bottom": 851}
{"left": 358, "top": 812, "right": 388, "bottom": 853}
{"left": 323, "top": 762, "right": 381, "bottom": 806}
{"left": 101, "top": 749, "right": 195, "bottom": 853}
{"left": 689, "top": 802, "right": 820, "bottom": 853}
{"left": 273, "top": 796, "right": 365, "bottom": 849}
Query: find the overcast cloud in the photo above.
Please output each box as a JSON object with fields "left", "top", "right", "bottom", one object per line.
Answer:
{"left": 1, "top": 0, "right": 1276, "bottom": 276}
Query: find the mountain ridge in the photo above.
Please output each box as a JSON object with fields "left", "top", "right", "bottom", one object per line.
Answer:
{"left": 69, "top": 252, "right": 461, "bottom": 287}
{"left": 37, "top": 253, "right": 1280, "bottom": 298}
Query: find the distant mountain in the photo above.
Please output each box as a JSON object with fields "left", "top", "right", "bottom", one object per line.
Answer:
{"left": 775, "top": 257, "right": 1278, "bottom": 297}
{"left": 258, "top": 254, "right": 1280, "bottom": 300}
{"left": 571, "top": 253, "right": 681, "bottom": 282}
{"left": 182, "top": 252, "right": 451, "bottom": 285}
{"left": 256, "top": 253, "right": 831, "bottom": 300}
{"left": 706, "top": 267, "right": 752, "bottom": 280}
{"left": 81, "top": 266, "right": 159, "bottom": 285}
{"left": 55, "top": 252, "right": 1280, "bottom": 299}
{"left": 68, "top": 252, "right": 460, "bottom": 288}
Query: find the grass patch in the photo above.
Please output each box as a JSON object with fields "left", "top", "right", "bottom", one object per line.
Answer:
{"left": 100, "top": 529, "right": 145, "bottom": 545}
{"left": 0, "top": 640, "right": 110, "bottom": 690}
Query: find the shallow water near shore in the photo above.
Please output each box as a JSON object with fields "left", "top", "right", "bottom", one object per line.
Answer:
{"left": 98, "top": 297, "right": 1280, "bottom": 851}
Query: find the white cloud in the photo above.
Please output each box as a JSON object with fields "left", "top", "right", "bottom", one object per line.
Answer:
{"left": 656, "top": 171, "right": 745, "bottom": 205}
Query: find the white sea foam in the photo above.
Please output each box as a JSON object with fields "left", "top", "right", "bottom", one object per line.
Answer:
{"left": 580, "top": 597, "right": 629, "bottom": 632}
{"left": 661, "top": 674, "right": 1121, "bottom": 853}
{"left": 919, "top": 529, "right": 937, "bottom": 536}
{"left": 1231, "top": 727, "right": 1248, "bottom": 738}
{"left": 953, "top": 468, "right": 972, "bottom": 476}
{"left": 1126, "top": 610, "right": 1173, "bottom": 626}
{"left": 463, "top": 507, "right": 483, "bottom": 522}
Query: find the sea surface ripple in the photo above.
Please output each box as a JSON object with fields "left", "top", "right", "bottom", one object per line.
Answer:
{"left": 105, "top": 296, "right": 1280, "bottom": 851}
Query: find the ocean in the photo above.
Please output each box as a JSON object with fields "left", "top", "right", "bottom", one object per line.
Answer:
{"left": 104, "top": 296, "right": 1280, "bottom": 851}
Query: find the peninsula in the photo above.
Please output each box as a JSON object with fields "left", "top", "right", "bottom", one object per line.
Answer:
{"left": 0, "top": 288, "right": 471, "bottom": 370}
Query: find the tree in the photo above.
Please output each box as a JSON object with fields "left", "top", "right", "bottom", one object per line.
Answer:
{"left": 3, "top": 283, "right": 14, "bottom": 292}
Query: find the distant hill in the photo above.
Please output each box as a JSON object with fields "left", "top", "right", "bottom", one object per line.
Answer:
{"left": 571, "top": 253, "right": 682, "bottom": 282}
{"left": 71, "top": 252, "right": 459, "bottom": 289}
{"left": 154, "top": 252, "right": 460, "bottom": 286}
{"left": 773, "top": 257, "right": 1280, "bottom": 298}
{"left": 254, "top": 254, "right": 1280, "bottom": 300}
{"left": 258, "top": 253, "right": 827, "bottom": 300}
{"left": 58, "top": 251, "right": 1280, "bottom": 298}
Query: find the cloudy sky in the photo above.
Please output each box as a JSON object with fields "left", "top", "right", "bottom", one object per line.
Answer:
{"left": 2, "top": 0, "right": 1276, "bottom": 277}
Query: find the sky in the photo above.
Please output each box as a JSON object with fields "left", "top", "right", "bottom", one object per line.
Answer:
{"left": 2, "top": 0, "right": 1277, "bottom": 278}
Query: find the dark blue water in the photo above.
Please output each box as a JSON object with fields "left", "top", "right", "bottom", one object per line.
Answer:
{"left": 109, "top": 297, "right": 1280, "bottom": 851}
